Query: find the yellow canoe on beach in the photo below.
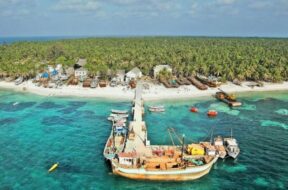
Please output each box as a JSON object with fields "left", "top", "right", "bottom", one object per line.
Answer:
{"left": 48, "top": 163, "right": 59, "bottom": 173}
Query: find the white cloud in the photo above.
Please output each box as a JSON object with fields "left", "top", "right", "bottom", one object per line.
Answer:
{"left": 248, "top": 1, "right": 272, "bottom": 10}
{"left": 53, "top": 0, "right": 100, "bottom": 12}
{"left": 216, "top": 0, "right": 236, "bottom": 5}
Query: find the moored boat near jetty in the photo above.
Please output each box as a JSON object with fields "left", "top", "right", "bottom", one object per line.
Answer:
{"left": 111, "top": 109, "right": 128, "bottom": 114}
{"left": 215, "top": 89, "right": 242, "bottom": 107}
{"left": 149, "top": 105, "right": 165, "bottom": 112}
{"left": 104, "top": 111, "right": 128, "bottom": 160}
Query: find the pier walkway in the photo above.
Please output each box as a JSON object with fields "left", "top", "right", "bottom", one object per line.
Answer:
{"left": 124, "top": 82, "right": 152, "bottom": 156}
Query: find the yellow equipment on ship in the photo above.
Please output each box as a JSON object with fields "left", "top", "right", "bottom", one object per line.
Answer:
{"left": 187, "top": 144, "right": 205, "bottom": 155}
{"left": 48, "top": 163, "right": 59, "bottom": 173}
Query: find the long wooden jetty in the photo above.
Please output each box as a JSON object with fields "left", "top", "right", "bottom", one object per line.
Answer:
{"left": 125, "top": 83, "right": 152, "bottom": 156}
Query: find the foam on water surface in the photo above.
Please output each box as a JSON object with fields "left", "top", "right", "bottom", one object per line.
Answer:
{"left": 275, "top": 109, "right": 288, "bottom": 116}
{"left": 254, "top": 177, "right": 269, "bottom": 187}
{"left": 237, "top": 103, "right": 256, "bottom": 111}
{"left": 261, "top": 120, "right": 288, "bottom": 130}
{"left": 221, "top": 164, "right": 247, "bottom": 173}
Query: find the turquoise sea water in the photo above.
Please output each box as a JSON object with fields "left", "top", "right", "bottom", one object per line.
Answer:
{"left": 0, "top": 90, "right": 287, "bottom": 190}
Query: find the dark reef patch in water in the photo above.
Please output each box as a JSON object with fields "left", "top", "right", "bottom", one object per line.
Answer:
{"left": 74, "top": 110, "right": 96, "bottom": 118}
{"left": 0, "top": 102, "right": 36, "bottom": 112}
{"left": 42, "top": 116, "right": 75, "bottom": 126}
{"left": 0, "top": 118, "right": 18, "bottom": 126}
{"left": 37, "top": 102, "right": 64, "bottom": 109}
{"left": 58, "top": 107, "right": 75, "bottom": 114}
{"left": 58, "top": 101, "right": 87, "bottom": 114}
{"left": 68, "top": 101, "right": 86, "bottom": 108}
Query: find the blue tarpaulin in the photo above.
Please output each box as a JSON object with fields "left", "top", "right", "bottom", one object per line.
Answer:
{"left": 51, "top": 70, "right": 58, "bottom": 76}
{"left": 41, "top": 72, "right": 49, "bottom": 78}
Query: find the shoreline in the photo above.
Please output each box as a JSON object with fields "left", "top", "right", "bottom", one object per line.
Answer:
{"left": 0, "top": 80, "right": 287, "bottom": 101}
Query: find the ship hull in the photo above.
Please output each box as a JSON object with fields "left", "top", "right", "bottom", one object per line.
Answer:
{"left": 111, "top": 156, "right": 218, "bottom": 181}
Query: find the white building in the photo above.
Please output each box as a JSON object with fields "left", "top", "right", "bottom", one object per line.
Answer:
{"left": 75, "top": 67, "right": 88, "bottom": 81}
{"left": 153, "top": 65, "right": 172, "bottom": 78}
{"left": 125, "top": 67, "right": 142, "bottom": 82}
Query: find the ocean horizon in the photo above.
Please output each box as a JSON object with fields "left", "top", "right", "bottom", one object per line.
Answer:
{"left": 1, "top": 35, "right": 288, "bottom": 45}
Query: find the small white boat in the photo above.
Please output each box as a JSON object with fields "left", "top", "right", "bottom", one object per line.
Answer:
{"left": 224, "top": 138, "right": 240, "bottom": 159}
{"left": 224, "top": 129, "right": 240, "bottom": 159}
{"left": 111, "top": 109, "right": 128, "bottom": 114}
{"left": 13, "top": 102, "right": 19, "bottom": 106}
{"left": 15, "top": 77, "right": 23, "bottom": 85}
{"left": 149, "top": 105, "right": 165, "bottom": 112}
{"left": 108, "top": 116, "right": 127, "bottom": 123}
{"left": 110, "top": 113, "right": 129, "bottom": 118}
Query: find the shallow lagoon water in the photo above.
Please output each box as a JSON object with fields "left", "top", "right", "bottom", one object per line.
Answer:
{"left": 0, "top": 90, "right": 288, "bottom": 190}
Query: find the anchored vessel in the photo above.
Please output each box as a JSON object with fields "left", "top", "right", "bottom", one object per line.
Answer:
{"left": 149, "top": 105, "right": 165, "bottom": 112}
{"left": 104, "top": 111, "right": 128, "bottom": 160}
{"left": 104, "top": 83, "right": 239, "bottom": 181}
{"left": 215, "top": 89, "right": 242, "bottom": 107}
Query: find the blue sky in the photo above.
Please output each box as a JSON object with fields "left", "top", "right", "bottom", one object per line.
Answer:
{"left": 0, "top": 0, "right": 288, "bottom": 37}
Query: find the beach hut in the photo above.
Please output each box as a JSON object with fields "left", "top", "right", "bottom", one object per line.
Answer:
{"left": 125, "top": 67, "right": 142, "bottom": 82}
{"left": 75, "top": 68, "right": 88, "bottom": 82}
{"left": 153, "top": 65, "right": 172, "bottom": 78}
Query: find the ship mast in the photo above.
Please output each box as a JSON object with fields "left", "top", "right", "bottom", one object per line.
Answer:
{"left": 112, "top": 121, "right": 115, "bottom": 149}
{"left": 181, "top": 134, "right": 185, "bottom": 162}
{"left": 210, "top": 127, "right": 214, "bottom": 143}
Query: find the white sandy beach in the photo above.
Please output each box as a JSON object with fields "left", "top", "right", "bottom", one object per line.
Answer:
{"left": 0, "top": 80, "right": 287, "bottom": 101}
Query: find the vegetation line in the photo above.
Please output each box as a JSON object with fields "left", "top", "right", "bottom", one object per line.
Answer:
{"left": 0, "top": 37, "right": 287, "bottom": 82}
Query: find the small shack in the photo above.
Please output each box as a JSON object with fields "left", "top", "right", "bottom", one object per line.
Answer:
{"left": 153, "top": 65, "right": 172, "bottom": 78}
{"left": 125, "top": 67, "right": 142, "bottom": 82}
{"left": 118, "top": 152, "right": 138, "bottom": 167}
{"left": 75, "top": 68, "right": 88, "bottom": 82}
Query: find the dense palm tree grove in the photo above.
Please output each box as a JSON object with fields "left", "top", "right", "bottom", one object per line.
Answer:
{"left": 0, "top": 37, "right": 287, "bottom": 82}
